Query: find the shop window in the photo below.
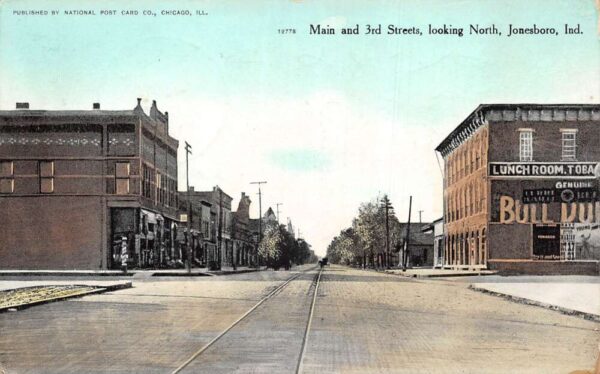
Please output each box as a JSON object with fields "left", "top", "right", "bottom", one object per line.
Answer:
{"left": 39, "top": 161, "right": 54, "bottom": 193}
{"left": 560, "top": 129, "right": 577, "bottom": 161}
{"left": 518, "top": 129, "right": 533, "bottom": 161}
{"left": 0, "top": 161, "right": 14, "bottom": 193}
{"left": 115, "top": 162, "right": 130, "bottom": 195}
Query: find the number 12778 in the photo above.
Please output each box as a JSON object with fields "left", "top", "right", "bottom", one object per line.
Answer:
{"left": 278, "top": 28, "right": 296, "bottom": 34}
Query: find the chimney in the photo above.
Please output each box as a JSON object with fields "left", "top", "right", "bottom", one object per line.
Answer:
{"left": 16, "top": 102, "right": 29, "bottom": 109}
{"left": 93, "top": 103, "right": 100, "bottom": 110}
{"left": 189, "top": 186, "right": 195, "bottom": 192}
{"left": 136, "top": 98, "right": 142, "bottom": 106}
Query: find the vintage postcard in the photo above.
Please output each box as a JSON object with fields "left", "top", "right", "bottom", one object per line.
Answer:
{"left": 0, "top": 0, "right": 599, "bottom": 373}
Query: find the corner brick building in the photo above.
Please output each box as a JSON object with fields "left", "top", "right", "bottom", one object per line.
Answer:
{"left": 436, "top": 104, "right": 600, "bottom": 274}
{"left": 0, "top": 99, "right": 179, "bottom": 269}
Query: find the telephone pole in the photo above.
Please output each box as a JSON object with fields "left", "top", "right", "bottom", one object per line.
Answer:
{"left": 402, "top": 196, "right": 413, "bottom": 271}
{"left": 251, "top": 181, "right": 267, "bottom": 266}
{"left": 380, "top": 195, "right": 393, "bottom": 269}
{"left": 184, "top": 142, "right": 192, "bottom": 274}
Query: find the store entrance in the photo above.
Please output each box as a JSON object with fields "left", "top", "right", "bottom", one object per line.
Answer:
{"left": 532, "top": 224, "right": 560, "bottom": 260}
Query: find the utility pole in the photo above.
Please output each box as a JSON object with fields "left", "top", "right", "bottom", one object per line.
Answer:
{"left": 275, "top": 203, "right": 283, "bottom": 224}
{"left": 251, "top": 181, "right": 267, "bottom": 266}
{"left": 217, "top": 187, "right": 223, "bottom": 270}
{"left": 418, "top": 210, "right": 424, "bottom": 223}
{"left": 381, "top": 195, "right": 393, "bottom": 269}
{"left": 185, "top": 142, "right": 192, "bottom": 274}
{"left": 403, "top": 196, "right": 413, "bottom": 271}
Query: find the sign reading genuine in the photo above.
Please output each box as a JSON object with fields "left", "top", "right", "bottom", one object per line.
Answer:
{"left": 489, "top": 162, "right": 599, "bottom": 178}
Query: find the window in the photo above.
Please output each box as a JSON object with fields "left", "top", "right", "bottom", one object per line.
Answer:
{"left": 142, "top": 164, "right": 153, "bottom": 199}
{"left": 155, "top": 172, "right": 162, "bottom": 204}
{"left": 0, "top": 161, "right": 14, "bottom": 193}
{"left": 561, "top": 129, "right": 577, "bottom": 161}
{"left": 39, "top": 161, "right": 54, "bottom": 193}
{"left": 115, "top": 162, "right": 130, "bottom": 195}
{"left": 519, "top": 129, "right": 533, "bottom": 161}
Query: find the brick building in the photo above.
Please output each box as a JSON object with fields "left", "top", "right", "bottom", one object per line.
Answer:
{"left": 0, "top": 99, "right": 179, "bottom": 269}
{"left": 178, "top": 190, "right": 213, "bottom": 267}
{"left": 436, "top": 104, "right": 600, "bottom": 274}
{"left": 232, "top": 192, "right": 257, "bottom": 266}
{"left": 189, "top": 186, "right": 233, "bottom": 268}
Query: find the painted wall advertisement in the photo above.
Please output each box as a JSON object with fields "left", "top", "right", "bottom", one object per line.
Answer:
{"left": 493, "top": 178, "right": 600, "bottom": 261}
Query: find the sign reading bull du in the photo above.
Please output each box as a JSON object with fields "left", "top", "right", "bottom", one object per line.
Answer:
{"left": 489, "top": 162, "right": 599, "bottom": 178}
{"left": 499, "top": 196, "right": 600, "bottom": 224}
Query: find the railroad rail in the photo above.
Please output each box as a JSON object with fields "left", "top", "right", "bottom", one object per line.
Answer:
{"left": 171, "top": 266, "right": 324, "bottom": 374}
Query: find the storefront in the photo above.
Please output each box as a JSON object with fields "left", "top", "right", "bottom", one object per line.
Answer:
{"left": 110, "top": 207, "right": 180, "bottom": 269}
{"left": 489, "top": 163, "right": 600, "bottom": 268}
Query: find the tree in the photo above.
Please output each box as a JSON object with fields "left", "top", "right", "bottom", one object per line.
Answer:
{"left": 258, "top": 223, "right": 283, "bottom": 268}
{"left": 258, "top": 222, "right": 314, "bottom": 269}
{"left": 326, "top": 228, "right": 359, "bottom": 265}
{"left": 326, "top": 194, "right": 401, "bottom": 268}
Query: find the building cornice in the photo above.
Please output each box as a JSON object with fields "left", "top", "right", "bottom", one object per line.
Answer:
{"left": 436, "top": 104, "right": 600, "bottom": 157}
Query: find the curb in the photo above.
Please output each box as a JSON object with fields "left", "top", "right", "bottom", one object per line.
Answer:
{"left": 211, "top": 269, "right": 262, "bottom": 276}
{"left": 151, "top": 272, "right": 214, "bottom": 277}
{"left": 0, "top": 272, "right": 134, "bottom": 277}
{"left": 0, "top": 269, "right": 264, "bottom": 277}
{"left": 383, "top": 270, "right": 497, "bottom": 279}
{"left": 468, "top": 285, "right": 600, "bottom": 322}
{"left": 0, "top": 282, "right": 133, "bottom": 313}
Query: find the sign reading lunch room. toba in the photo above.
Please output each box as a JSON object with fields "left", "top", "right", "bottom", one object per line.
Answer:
{"left": 489, "top": 162, "right": 599, "bottom": 178}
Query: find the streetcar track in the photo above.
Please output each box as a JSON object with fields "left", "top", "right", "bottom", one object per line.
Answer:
{"left": 171, "top": 266, "right": 321, "bottom": 374}
{"left": 296, "top": 267, "right": 323, "bottom": 374}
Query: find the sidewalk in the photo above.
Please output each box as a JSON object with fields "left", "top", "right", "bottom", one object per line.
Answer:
{"left": 0, "top": 266, "right": 264, "bottom": 278}
{"left": 0, "top": 280, "right": 132, "bottom": 312}
{"left": 385, "top": 267, "right": 497, "bottom": 278}
{"left": 469, "top": 279, "right": 600, "bottom": 321}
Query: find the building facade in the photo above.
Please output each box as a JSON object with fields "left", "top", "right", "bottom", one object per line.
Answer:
{"left": 437, "top": 104, "right": 600, "bottom": 274}
{"left": 232, "top": 192, "right": 257, "bottom": 266}
{"left": 190, "top": 186, "right": 233, "bottom": 268}
{"left": 0, "top": 99, "right": 179, "bottom": 269}
{"left": 400, "top": 222, "right": 434, "bottom": 267}
{"left": 422, "top": 218, "right": 444, "bottom": 268}
{"left": 178, "top": 190, "right": 214, "bottom": 267}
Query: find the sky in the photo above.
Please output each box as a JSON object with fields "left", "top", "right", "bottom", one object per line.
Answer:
{"left": 1, "top": 0, "right": 599, "bottom": 256}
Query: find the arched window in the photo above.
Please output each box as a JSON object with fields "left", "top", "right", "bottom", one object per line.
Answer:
{"left": 474, "top": 230, "right": 480, "bottom": 265}
{"left": 481, "top": 228, "right": 487, "bottom": 265}
{"left": 463, "top": 232, "right": 468, "bottom": 265}
{"left": 475, "top": 183, "right": 480, "bottom": 213}
{"left": 471, "top": 144, "right": 476, "bottom": 173}
{"left": 459, "top": 188, "right": 463, "bottom": 219}
{"left": 468, "top": 184, "right": 473, "bottom": 216}
{"left": 481, "top": 180, "right": 486, "bottom": 213}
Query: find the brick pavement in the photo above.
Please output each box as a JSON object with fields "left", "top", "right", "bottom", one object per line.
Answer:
{"left": 0, "top": 265, "right": 597, "bottom": 373}
{"left": 302, "top": 266, "right": 599, "bottom": 374}
{"left": 0, "top": 269, "right": 304, "bottom": 374}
